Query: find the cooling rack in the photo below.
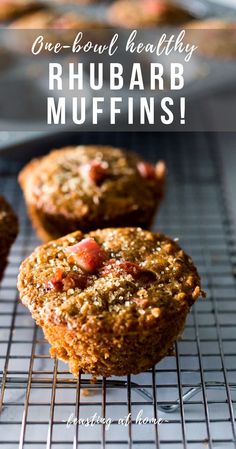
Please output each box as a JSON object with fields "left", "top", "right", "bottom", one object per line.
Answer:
{"left": 0, "top": 132, "right": 236, "bottom": 449}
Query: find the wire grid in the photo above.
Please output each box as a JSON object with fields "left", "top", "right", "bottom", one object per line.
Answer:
{"left": 0, "top": 132, "right": 236, "bottom": 449}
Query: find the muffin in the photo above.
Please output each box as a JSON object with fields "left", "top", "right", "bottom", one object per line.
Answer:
{"left": 0, "top": 196, "right": 18, "bottom": 281}
{"left": 10, "top": 9, "right": 104, "bottom": 29}
{"left": 0, "top": 0, "right": 42, "bottom": 21}
{"left": 19, "top": 145, "right": 166, "bottom": 242}
{"left": 186, "top": 19, "right": 236, "bottom": 60}
{"left": 18, "top": 227, "right": 203, "bottom": 377}
{"left": 51, "top": 0, "right": 103, "bottom": 4}
{"left": 107, "top": 0, "right": 194, "bottom": 28}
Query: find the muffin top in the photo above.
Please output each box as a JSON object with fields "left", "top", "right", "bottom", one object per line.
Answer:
{"left": 18, "top": 227, "right": 202, "bottom": 331}
{"left": 19, "top": 145, "right": 166, "bottom": 222}
{"left": 0, "top": 196, "right": 18, "bottom": 252}
{"left": 107, "top": 0, "right": 193, "bottom": 28}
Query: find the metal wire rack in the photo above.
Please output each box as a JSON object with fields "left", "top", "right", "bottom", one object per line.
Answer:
{"left": 0, "top": 132, "right": 236, "bottom": 449}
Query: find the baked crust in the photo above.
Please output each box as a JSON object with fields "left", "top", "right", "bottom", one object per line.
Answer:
{"left": 19, "top": 146, "right": 166, "bottom": 241}
{"left": 18, "top": 227, "right": 203, "bottom": 376}
{"left": 107, "top": 0, "right": 193, "bottom": 28}
{"left": 0, "top": 196, "right": 18, "bottom": 281}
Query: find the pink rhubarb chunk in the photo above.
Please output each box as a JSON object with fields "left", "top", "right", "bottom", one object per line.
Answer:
{"left": 81, "top": 160, "right": 108, "bottom": 184}
{"left": 100, "top": 259, "right": 156, "bottom": 283}
{"left": 65, "top": 238, "right": 107, "bottom": 273}
{"left": 137, "top": 161, "right": 156, "bottom": 179}
{"left": 46, "top": 268, "right": 64, "bottom": 292}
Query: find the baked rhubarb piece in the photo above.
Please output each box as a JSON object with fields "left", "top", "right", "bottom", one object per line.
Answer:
{"left": 18, "top": 227, "right": 203, "bottom": 377}
{"left": 18, "top": 145, "right": 166, "bottom": 242}
{"left": 0, "top": 196, "right": 18, "bottom": 281}
{"left": 0, "top": 0, "right": 42, "bottom": 21}
{"left": 107, "top": 0, "right": 194, "bottom": 28}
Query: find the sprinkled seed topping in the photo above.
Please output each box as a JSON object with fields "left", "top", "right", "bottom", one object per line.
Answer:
{"left": 18, "top": 228, "right": 203, "bottom": 330}
{"left": 100, "top": 259, "right": 156, "bottom": 285}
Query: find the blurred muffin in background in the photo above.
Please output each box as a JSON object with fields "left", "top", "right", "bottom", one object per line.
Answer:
{"left": 185, "top": 19, "right": 236, "bottom": 60}
{"left": 107, "top": 0, "right": 194, "bottom": 28}
{"left": 50, "top": 0, "right": 104, "bottom": 4}
{"left": 0, "top": 0, "right": 43, "bottom": 21}
{"left": 9, "top": 7, "right": 108, "bottom": 54}
{"left": 10, "top": 8, "right": 104, "bottom": 29}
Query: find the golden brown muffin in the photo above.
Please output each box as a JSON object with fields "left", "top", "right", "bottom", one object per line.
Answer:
{"left": 107, "top": 0, "right": 194, "bottom": 28}
{"left": 0, "top": 0, "right": 42, "bottom": 21}
{"left": 185, "top": 19, "right": 236, "bottom": 60}
{"left": 0, "top": 196, "right": 18, "bottom": 281}
{"left": 18, "top": 146, "right": 166, "bottom": 242}
{"left": 18, "top": 227, "right": 203, "bottom": 377}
